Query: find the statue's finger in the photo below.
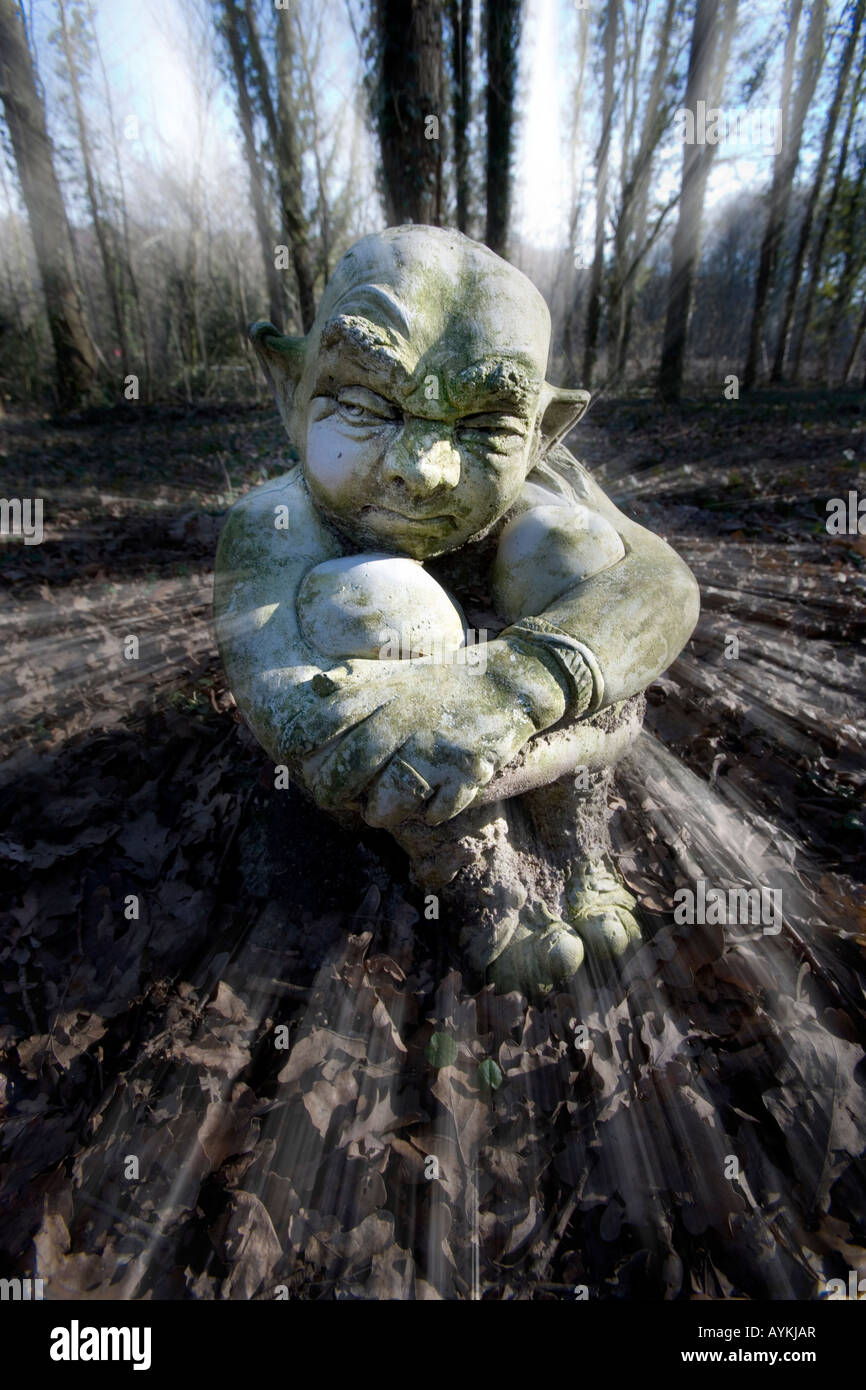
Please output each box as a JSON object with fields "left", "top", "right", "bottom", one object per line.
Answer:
{"left": 424, "top": 777, "right": 480, "bottom": 825}
{"left": 292, "top": 689, "right": 388, "bottom": 754}
{"left": 305, "top": 706, "right": 408, "bottom": 809}
{"left": 362, "top": 757, "right": 433, "bottom": 829}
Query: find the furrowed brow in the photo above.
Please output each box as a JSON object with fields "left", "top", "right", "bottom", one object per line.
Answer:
{"left": 450, "top": 358, "right": 538, "bottom": 413}
{"left": 331, "top": 286, "right": 412, "bottom": 340}
{"left": 316, "top": 315, "right": 410, "bottom": 383}
{"left": 458, "top": 393, "right": 529, "bottom": 417}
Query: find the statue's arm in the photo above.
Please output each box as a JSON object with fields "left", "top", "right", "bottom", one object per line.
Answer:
{"left": 500, "top": 468, "right": 700, "bottom": 716}
{"left": 213, "top": 470, "right": 343, "bottom": 761}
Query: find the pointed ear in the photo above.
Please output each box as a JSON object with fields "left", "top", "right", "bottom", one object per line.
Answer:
{"left": 249, "top": 320, "right": 307, "bottom": 436}
{"left": 537, "top": 382, "right": 591, "bottom": 450}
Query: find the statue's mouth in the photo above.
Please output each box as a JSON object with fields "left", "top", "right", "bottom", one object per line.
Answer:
{"left": 364, "top": 505, "right": 454, "bottom": 528}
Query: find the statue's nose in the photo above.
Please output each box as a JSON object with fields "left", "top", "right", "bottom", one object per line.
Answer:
{"left": 383, "top": 429, "right": 461, "bottom": 495}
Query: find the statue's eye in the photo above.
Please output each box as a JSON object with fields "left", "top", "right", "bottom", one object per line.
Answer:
{"left": 336, "top": 387, "right": 401, "bottom": 423}
{"left": 456, "top": 413, "right": 525, "bottom": 442}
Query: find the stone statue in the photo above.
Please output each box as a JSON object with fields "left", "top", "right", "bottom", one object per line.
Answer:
{"left": 214, "top": 226, "right": 699, "bottom": 995}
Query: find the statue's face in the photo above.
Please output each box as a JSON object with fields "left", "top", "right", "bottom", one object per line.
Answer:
{"left": 297, "top": 230, "right": 551, "bottom": 560}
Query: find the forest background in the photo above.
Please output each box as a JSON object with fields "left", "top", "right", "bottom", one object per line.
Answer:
{"left": 2, "top": 0, "right": 866, "bottom": 411}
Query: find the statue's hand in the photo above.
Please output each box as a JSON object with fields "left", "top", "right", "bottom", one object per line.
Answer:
{"left": 361, "top": 710, "right": 525, "bottom": 828}
{"left": 283, "top": 656, "right": 415, "bottom": 768}
{"left": 290, "top": 640, "right": 570, "bottom": 826}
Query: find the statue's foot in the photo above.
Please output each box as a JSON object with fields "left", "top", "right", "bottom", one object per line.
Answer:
{"left": 565, "top": 859, "right": 641, "bottom": 960}
{"left": 484, "top": 863, "right": 640, "bottom": 996}
{"left": 487, "top": 901, "right": 585, "bottom": 996}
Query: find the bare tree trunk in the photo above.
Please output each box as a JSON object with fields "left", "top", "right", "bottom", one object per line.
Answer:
{"left": 821, "top": 146, "right": 866, "bottom": 383}
{"left": 56, "top": 0, "right": 129, "bottom": 377}
{"left": 561, "top": 5, "right": 590, "bottom": 378}
{"left": 450, "top": 0, "right": 471, "bottom": 233}
{"left": 372, "top": 0, "right": 443, "bottom": 226}
{"left": 610, "top": 0, "right": 676, "bottom": 380}
{"left": 292, "top": 4, "right": 332, "bottom": 284}
{"left": 242, "top": 0, "right": 278, "bottom": 135}
{"left": 842, "top": 295, "right": 866, "bottom": 382}
{"left": 0, "top": 0, "right": 99, "bottom": 408}
{"left": 220, "top": 0, "right": 284, "bottom": 327}
{"left": 583, "top": 0, "right": 618, "bottom": 387}
{"left": 484, "top": 0, "right": 522, "bottom": 255}
{"left": 658, "top": 0, "right": 736, "bottom": 403}
{"left": 772, "top": 0, "right": 864, "bottom": 382}
{"left": 0, "top": 155, "right": 41, "bottom": 396}
{"left": 274, "top": 4, "right": 316, "bottom": 331}
{"left": 789, "top": 40, "right": 866, "bottom": 381}
{"left": 87, "top": 0, "right": 151, "bottom": 393}
{"left": 743, "top": 0, "right": 825, "bottom": 391}
{"left": 243, "top": 0, "right": 315, "bottom": 332}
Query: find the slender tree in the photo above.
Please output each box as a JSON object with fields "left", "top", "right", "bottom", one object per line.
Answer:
{"left": 561, "top": 3, "right": 591, "bottom": 378}
{"left": 86, "top": 0, "right": 151, "bottom": 395}
{"left": 0, "top": 153, "right": 43, "bottom": 397}
{"left": 55, "top": 0, "right": 129, "bottom": 374}
{"left": 484, "top": 0, "right": 522, "bottom": 255}
{"left": 220, "top": 0, "right": 284, "bottom": 327}
{"left": 243, "top": 0, "right": 315, "bottom": 331}
{"left": 449, "top": 0, "right": 471, "bottom": 232}
{"left": 0, "top": 0, "right": 98, "bottom": 407}
{"left": 274, "top": 3, "right": 316, "bottom": 330}
{"left": 841, "top": 293, "right": 866, "bottom": 382}
{"left": 583, "top": 0, "right": 618, "bottom": 387}
{"left": 292, "top": 2, "right": 332, "bottom": 283}
{"left": 658, "top": 0, "right": 737, "bottom": 402}
{"left": 370, "top": 0, "right": 444, "bottom": 226}
{"left": 609, "top": 0, "right": 678, "bottom": 379}
{"left": 743, "top": 0, "right": 826, "bottom": 390}
{"left": 789, "top": 23, "right": 866, "bottom": 380}
{"left": 820, "top": 150, "right": 866, "bottom": 381}
{"left": 772, "top": 0, "right": 864, "bottom": 381}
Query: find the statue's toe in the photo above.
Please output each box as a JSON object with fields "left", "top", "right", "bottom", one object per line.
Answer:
{"left": 488, "top": 912, "right": 585, "bottom": 995}
{"left": 573, "top": 907, "right": 640, "bottom": 957}
{"left": 566, "top": 862, "right": 641, "bottom": 961}
{"left": 544, "top": 925, "right": 586, "bottom": 978}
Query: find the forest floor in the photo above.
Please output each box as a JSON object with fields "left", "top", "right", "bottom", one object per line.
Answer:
{"left": 0, "top": 391, "right": 865, "bottom": 1300}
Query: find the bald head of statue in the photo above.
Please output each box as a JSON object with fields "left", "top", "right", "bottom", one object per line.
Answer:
{"left": 250, "top": 226, "right": 589, "bottom": 560}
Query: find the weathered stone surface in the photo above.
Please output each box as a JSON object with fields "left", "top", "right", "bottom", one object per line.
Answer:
{"left": 214, "top": 226, "right": 699, "bottom": 995}
{"left": 297, "top": 554, "right": 466, "bottom": 661}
